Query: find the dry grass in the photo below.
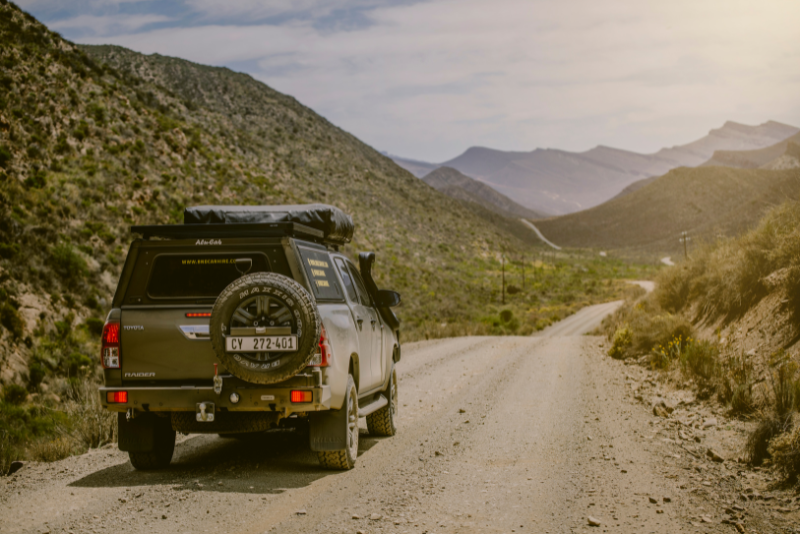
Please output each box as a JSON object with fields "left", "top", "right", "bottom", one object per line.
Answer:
{"left": 768, "top": 417, "right": 800, "bottom": 480}
{"left": 28, "top": 437, "right": 73, "bottom": 462}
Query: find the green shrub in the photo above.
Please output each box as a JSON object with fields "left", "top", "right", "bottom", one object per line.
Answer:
{"left": 84, "top": 317, "right": 104, "bottom": 337}
{"left": 2, "top": 384, "right": 27, "bottom": 405}
{"left": 64, "top": 352, "right": 93, "bottom": 377}
{"left": 0, "top": 144, "right": 11, "bottom": 168}
{"left": 27, "top": 361, "right": 46, "bottom": 390}
{"left": 0, "top": 301, "right": 25, "bottom": 339}
{"left": 680, "top": 339, "right": 718, "bottom": 383}
{"left": 0, "top": 242, "right": 20, "bottom": 258}
{"left": 50, "top": 243, "right": 87, "bottom": 286}
{"left": 608, "top": 325, "right": 632, "bottom": 359}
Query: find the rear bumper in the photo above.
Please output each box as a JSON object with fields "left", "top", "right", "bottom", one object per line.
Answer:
{"left": 100, "top": 383, "right": 331, "bottom": 415}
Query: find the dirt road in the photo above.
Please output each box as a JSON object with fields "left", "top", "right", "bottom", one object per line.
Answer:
{"left": 3, "top": 302, "right": 715, "bottom": 534}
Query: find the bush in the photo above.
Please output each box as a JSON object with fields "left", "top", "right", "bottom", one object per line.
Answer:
{"left": 769, "top": 355, "right": 799, "bottom": 417}
{"left": 0, "top": 301, "right": 25, "bottom": 339}
{"left": 0, "top": 242, "right": 20, "bottom": 258}
{"left": 680, "top": 339, "right": 718, "bottom": 383}
{"left": 769, "top": 421, "right": 800, "bottom": 480}
{"left": 50, "top": 242, "right": 87, "bottom": 286}
{"left": 2, "top": 384, "right": 27, "bottom": 405}
{"left": 719, "top": 353, "right": 756, "bottom": 415}
{"left": 83, "top": 317, "right": 104, "bottom": 337}
{"left": 0, "top": 144, "right": 11, "bottom": 168}
{"left": 608, "top": 325, "right": 632, "bottom": 359}
{"left": 746, "top": 413, "right": 788, "bottom": 466}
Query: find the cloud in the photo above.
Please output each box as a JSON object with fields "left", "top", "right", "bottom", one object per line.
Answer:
{"left": 50, "top": 14, "right": 171, "bottom": 36}
{"left": 27, "top": 0, "right": 800, "bottom": 161}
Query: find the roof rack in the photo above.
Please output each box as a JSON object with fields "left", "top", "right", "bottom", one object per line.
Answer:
{"left": 131, "top": 222, "right": 325, "bottom": 241}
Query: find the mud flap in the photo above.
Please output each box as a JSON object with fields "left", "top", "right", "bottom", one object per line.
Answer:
{"left": 308, "top": 406, "right": 348, "bottom": 452}
{"left": 118, "top": 412, "right": 170, "bottom": 452}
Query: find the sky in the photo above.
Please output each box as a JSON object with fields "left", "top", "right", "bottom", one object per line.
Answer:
{"left": 17, "top": 0, "right": 800, "bottom": 162}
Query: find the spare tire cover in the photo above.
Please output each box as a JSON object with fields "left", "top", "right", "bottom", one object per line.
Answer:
{"left": 210, "top": 272, "right": 321, "bottom": 385}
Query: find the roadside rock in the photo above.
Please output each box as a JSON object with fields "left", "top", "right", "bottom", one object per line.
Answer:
{"left": 706, "top": 449, "right": 724, "bottom": 463}
{"left": 7, "top": 461, "right": 25, "bottom": 475}
{"left": 701, "top": 418, "right": 717, "bottom": 429}
{"left": 587, "top": 516, "right": 602, "bottom": 527}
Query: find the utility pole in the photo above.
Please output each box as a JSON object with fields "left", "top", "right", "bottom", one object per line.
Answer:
{"left": 501, "top": 251, "right": 505, "bottom": 305}
{"left": 679, "top": 231, "right": 691, "bottom": 260}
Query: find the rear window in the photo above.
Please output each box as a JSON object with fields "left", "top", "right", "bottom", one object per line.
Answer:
{"left": 146, "top": 253, "right": 270, "bottom": 299}
{"left": 297, "top": 246, "right": 343, "bottom": 301}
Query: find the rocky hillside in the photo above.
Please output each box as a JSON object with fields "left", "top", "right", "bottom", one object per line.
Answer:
{"left": 421, "top": 166, "right": 546, "bottom": 220}
{"left": 533, "top": 166, "right": 800, "bottom": 256}
{"left": 0, "top": 1, "right": 552, "bottom": 395}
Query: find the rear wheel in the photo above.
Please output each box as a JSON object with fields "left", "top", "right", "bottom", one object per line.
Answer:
{"left": 128, "top": 418, "right": 176, "bottom": 470}
{"left": 367, "top": 366, "right": 398, "bottom": 436}
{"left": 317, "top": 375, "right": 359, "bottom": 470}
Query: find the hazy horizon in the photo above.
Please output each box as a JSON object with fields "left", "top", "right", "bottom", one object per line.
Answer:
{"left": 17, "top": 0, "right": 800, "bottom": 162}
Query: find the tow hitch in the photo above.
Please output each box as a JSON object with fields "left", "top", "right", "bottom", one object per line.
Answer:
{"left": 196, "top": 402, "right": 215, "bottom": 422}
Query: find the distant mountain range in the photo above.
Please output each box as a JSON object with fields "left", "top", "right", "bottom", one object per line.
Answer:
{"left": 614, "top": 131, "right": 800, "bottom": 199}
{"left": 422, "top": 167, "right": 547, "bottom": 220}
{"left": 532, "top": 137, "right": 800, "bottom": 256}
{"left": 392, "top": 121, "right": 799, "bottom": 215}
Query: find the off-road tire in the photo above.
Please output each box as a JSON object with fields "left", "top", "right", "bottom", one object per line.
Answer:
{"left": 317, "top": 376, "right": 358, "bottom": 470}
{"left": 210, "top": 272, "right": 321, "bottom": 385}
{"left": 128, "top": 418, "right": 176, "bottom": 470}
{"left": 367, "top": 366, "right": 398, "bottom": 436}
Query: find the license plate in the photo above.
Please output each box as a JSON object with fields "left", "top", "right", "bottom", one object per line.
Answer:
{"left": 225, "top": 336, "right": 297, "bottom": 352}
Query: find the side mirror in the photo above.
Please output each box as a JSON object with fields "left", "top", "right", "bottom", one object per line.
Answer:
{"left": 375, "top": 289, "right": 401, "bottom": 308}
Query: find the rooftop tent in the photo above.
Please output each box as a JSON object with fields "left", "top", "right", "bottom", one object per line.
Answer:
{"left": 183, "top": 204, "right": 354, "bottom": 245}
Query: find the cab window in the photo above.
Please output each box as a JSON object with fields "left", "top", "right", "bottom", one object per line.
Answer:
{"left": 334, "top": 257, "right": 358, "bottom": 303}
{"left": 346, "top": 261, "right": 372, "bottom": 307}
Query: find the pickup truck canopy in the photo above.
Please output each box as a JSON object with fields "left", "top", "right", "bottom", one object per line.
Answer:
{"left": 183, "top": 204, "right": 354, "bottom": 245}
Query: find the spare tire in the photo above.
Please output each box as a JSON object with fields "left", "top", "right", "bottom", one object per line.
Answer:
{"left": 210, "top": 272, "right": 320, "bottom": 384}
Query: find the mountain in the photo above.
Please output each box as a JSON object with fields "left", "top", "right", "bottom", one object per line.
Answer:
{"left": 422, "top": 167, "right": 546, "bottom": 219}
{"left": 615, "top": 131, "right": 800, "bottom": 199}
{"left": 0, "top": 3, "right": 544, "bottom": 395}
{"left": 533, "top": 166, "right": 800, "bottom": 256}
{"left": 394, "top": 121, "right": 799, "bottom": 215}
{"left": 701, "top": 131, "right": 800, "bottom": 169}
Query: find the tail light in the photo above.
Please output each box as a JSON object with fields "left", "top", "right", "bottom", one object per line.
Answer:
{"left": 106, "top": 391, "right": 128, "bottom": 403}
{"left": 101, "top": 322, "right": 121, "bottom": 369}
{"left": 307, "top": 325, "right": 332, "bottom": 367}
{"left": 290, "top": 390, "right": 312, "bottom": 403}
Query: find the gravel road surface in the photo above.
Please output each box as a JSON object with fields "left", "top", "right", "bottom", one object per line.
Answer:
{"left": 3, "top": 298, "right": 706, "bottom": 534}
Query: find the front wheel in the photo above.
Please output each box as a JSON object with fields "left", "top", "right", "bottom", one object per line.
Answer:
{"left": 317, "top": 375, "right": 359, "bottom": 470}
{"left": 367, "top": 366, "right": 398, "bottom": 436}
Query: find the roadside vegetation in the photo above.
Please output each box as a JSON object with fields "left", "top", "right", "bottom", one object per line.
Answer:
{"left": 601, "top": 198, "right": 800, "bottom": 482}
{"left": 406, "top": 251, "right": 656, "bottom": 341}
